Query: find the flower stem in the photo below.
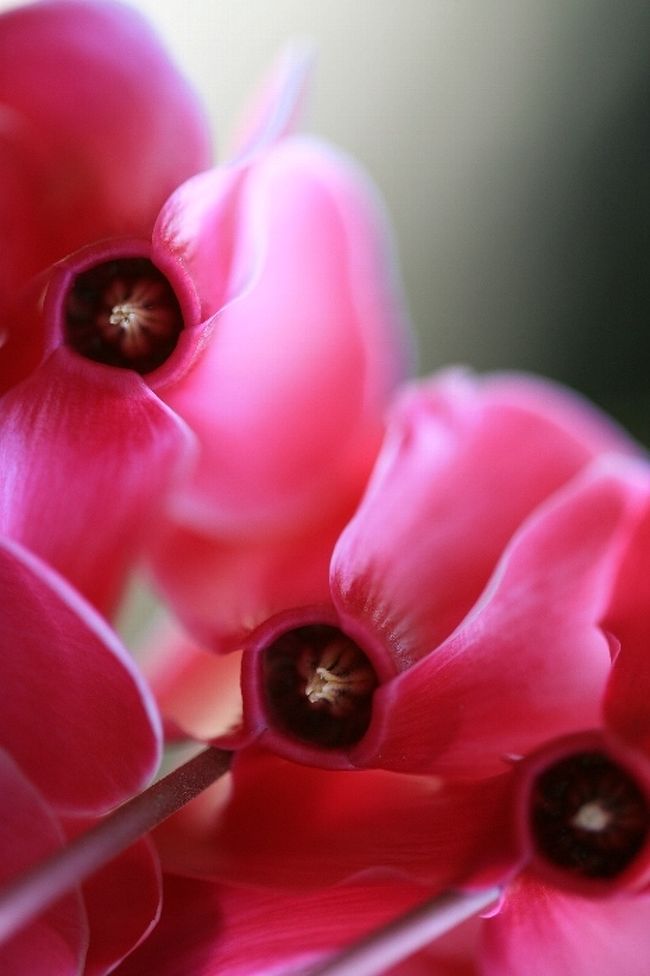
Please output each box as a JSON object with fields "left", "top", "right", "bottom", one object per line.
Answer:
{"left": 0, "top": 745, "right": 231, "bottom": 946}
{"left": 305, "top": 886, "right": 501, "bottom": 976}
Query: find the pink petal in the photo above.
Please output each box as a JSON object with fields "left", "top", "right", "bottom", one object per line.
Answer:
{"left": 482, "top": 873, "right": 650, "bottom": 976}
{"left": 0, "top": 536, "right": 161, "bottom": 815}
{"left": 114, "top": 873, "right": 447, "bottom": 976}
{"left": 150, "top": 503, "right": 345, "bottom": 653}
{"left": 155, "top": 748, "right": 515, "bottom": 891}
{"left": 0, "top": 0, "right": 211, "bottom": 308}
{"left": 64, "top": 823, "right": 161, "bottom": 976}
{"left": 0, "top": 348, "right": 195, "bottom": 615}
{"left": 355, "top": 463, "right": 647, "bottom": 777}
{"left": 143, "top": 618, "right": 243, "bottom": 739}
{"left": 0, "top": 749, "right": 88, "bottom": 976}
{"left": 332, "top": 370, "right": 637, "bottom": 671}
{"left": 160, "top": 136, "right": 411, "bottom": 537}
{"left": 603, "top": 503, "right": 650, "bottom": 754}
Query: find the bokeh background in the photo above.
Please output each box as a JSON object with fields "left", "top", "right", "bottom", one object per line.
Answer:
{"left": 5, "top": 0, "right": 650, "bottom": 440}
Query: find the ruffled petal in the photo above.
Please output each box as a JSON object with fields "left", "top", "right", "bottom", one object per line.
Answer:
{"left": 150, "top": 503, "right": 345, "bottom": 653}
{"left": 0, "top": 536, "right": 161, "bottom": 815}
{"left": 332, "top": 371, "right": 637, "bottom": 671}
{"left": 355, "top": 463, "right": 647, "bottom": 777}
{"left": 603, "top": 504, "right": 650, "bottom": 754}
{"left": 0, "top": 749, "right": 88, "bottom": 976}
{"left": 114, "top": 874, "right": 436, "bottom": 976}
{"left": 0, "top": 0, "right": 211, "bottom": 308}
{"left": 160, "top": 135, "right": 411, "bottom": 536}
{"left": 482, "top": 873, "right": 650, "bottom": 976}
{"left": 155, "top": 748, "right": 515, "bottom": 891}
{"left": 0, "top": 348, "right": 195, "bottom": 615}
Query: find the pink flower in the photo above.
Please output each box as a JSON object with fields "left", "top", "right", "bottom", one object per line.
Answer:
{"left": 0, "top": 536, "right": 162, "bottom": 975}
{"left": 0, "top": 0, "right": 410, "bottom": 620}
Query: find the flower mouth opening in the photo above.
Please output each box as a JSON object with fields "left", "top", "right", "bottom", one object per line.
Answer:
{"left": 261, "top": 624, "right": 378, "bottom": 749}
{"left": 529, "top": 750, "right": 649, "bottom": 882}
{"left": 64, "top": 257, "right": 184, "bottom": 374}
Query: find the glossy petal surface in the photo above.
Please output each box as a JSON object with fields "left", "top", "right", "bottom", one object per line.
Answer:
{"left": 332, "top": 371, "right": 637, "bottom": 670}
{"left": 0, "top": 749, "right": 87, "bottom": 976}
{"left": 483, "top": 874, "right": 650, "bottom": 976}
{"left": 0, "top": 537, "right": 161, "bottom": 815}
{"left": 358, "top": 466, "right": 645, "bottom": 776}
{"left": 0, "top": 348, "right": 195, "bottom": 614}
{"left": 0, "top": 0, "right": 211, "bottom": 310}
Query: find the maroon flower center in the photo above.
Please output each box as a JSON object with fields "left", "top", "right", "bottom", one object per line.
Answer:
{"left": 64, "top": 258, "right": 184, "bottom": 373}
{"left": 261, "top": 624, "right": 378, "bottom": 748}
{"left": 529, "top": 751, "right": 649, "bottom": 880}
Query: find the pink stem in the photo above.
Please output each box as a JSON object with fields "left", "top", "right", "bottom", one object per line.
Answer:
{"left": 0, "top": 746, "right": 231, "bottom": 946}
{"left": 305, "top": 886, "right": 501, "bottom": 976}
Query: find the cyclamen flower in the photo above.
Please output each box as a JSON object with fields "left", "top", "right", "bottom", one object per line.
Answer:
{"left": 0, "top": 537, "right": 162, "bottom": 976}
{"left": 0, "top": 0, "right": 410, "bottom": 618}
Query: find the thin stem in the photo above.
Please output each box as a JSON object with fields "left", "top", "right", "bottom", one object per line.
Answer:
{"left": 0, "top": 745, "right": 231, "bottom": 946}
{"left": 305, "top": 886, "right": 501, "bottom": 976}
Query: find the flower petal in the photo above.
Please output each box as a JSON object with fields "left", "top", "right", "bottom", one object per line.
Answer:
{"left": 0, "top": 536, "right": 161, "bottom": 815}
{"left": 155, "top": 748, "right": 514, "bottom": 892}
{"left": 0, "top": 0, "right": 211, "bottom": 308}
{"left": 0, "top": 348, "right": 195, "bottom": 615}
{"left": 332, "top": 370, "right": 637, "bottom": 671}
{"left": 0, "top": 749, "right": 88, "bottom": 976}
{"left": 482, "top": 873, "right": 650, "bottom": 976}
{"left": 114, "top": 874, "right": 436, "bottom": 976}
{"left": 355, "top": 463, "right": 647, "bottom": 777}
{"left": 160, "top": 136, "right": 411, "bottom": 537}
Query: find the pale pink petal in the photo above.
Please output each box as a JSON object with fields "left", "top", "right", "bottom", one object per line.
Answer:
{"left": 482, "top": 873, "right": 650, "bottom": 976}
{"left": 65, "top": 824, "right": 161, "bottom": 976}
{"left": 0, "top": 0, "right": 211, "bottom": 307}
{"left": 161, "top": 136, "right": 411, "bottom": 536}
{"left": 0, "top": 348, "right": 196, "bottom": 615}
{"left": 355, "top": 464, "right": 647, "bottom": 777}
{"left": 0, "top": 537, "right": 161, "bottom": 815}
{"left": 150, "top": 503, "right": 345, "bottom": 653}
{"left": 114, "top": 873, "right": 453, "bottom": 976}
{"left": 332, "top": 371, "right": 638, "bottom": 671}
{"left": 155, "top": 748, "right": 515, "bottom": 891}
{"left": 603, "top": 504, "right": 650, "bottom": 754}
{"left": 143, "top": 618, "right": 243, "bottom": 739}
{"left": 0, "top": 749, "right": 88, "bottom": 976}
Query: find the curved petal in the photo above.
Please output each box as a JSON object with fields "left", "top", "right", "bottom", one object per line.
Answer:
{"left": 0, "top": 749, "right": 88, "bottom": 976}
{"left": 0, "top": 348, "right": 196, "bottom": 615}
{"left": 149, "top": 502, "right": 346, "bottom": 653}
{"left": 0, "top": 0, "right": 211, "bottom": 309}
{"left": 603, "top": 504, "right": 650, "bottom": 754}
{"left": 355, "top": 463, "right": 647, "bottom": 777}
{"left": 113, "top": 874, "right": 437, "bottom": 976}
{"left": 154, "top": 748, "right": 515, "bottom": 892}
{"left": 482, "top": 873, "right": 650, "bottom": 976}
{"left": 160, "top": 135, "right": 411, "bottom": 537}
{"left": 0, "top": 537, "right": 161, "bottom": 816}
{"left": 332, "top": 370, "right": 638, "bottom": 671}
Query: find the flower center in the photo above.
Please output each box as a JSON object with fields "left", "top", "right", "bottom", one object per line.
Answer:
{"left": 529, "top": 751, "right": 649, "bottom": 880}
{"left": 262, "top": 624, "right": 378, "bottom": 748}
{"left": 64, "top": 258, "right": 184, "bottom": 373}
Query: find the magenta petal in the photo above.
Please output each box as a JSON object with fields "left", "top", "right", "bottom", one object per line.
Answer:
{"left": 483, "top": 874, "right": 650, "bottom": 976}
{"left": 156, "top": 748, "right": 515, "bottom": 891}
{"left": 358, "top": 464, "right": 646, "bottom": 776}
{"left": 0, "top": 537, "right": 161, "bottom": 815}
{"left": 114, "top": 874, "right": 437, "bottom": 976}
{"left": 0, "top": 348, "right": 195, "bottom": 614}
{"left": 0, "top": 749, "right": 88, "bottom": 976}
{"left": 332, "top": 371, "right": 637, "bottom": 670}
{"left": 162, "top": 136, "right": 410, "bottom": 536}
{"left": 603, "top": 505, "right": 650, "bottom": 754}
{"left": 0, "top": 0, "right": 211, "bottom": 306}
